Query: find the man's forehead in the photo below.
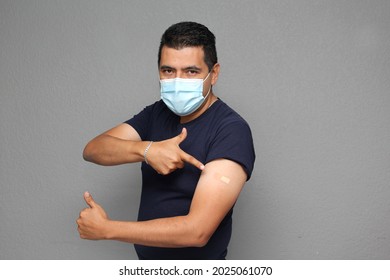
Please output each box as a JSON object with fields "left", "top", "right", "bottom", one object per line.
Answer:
{"left": 160, "top": 46, "right": 206, "bottom": 67}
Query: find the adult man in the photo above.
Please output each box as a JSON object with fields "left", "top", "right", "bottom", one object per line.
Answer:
{"left": 77, "top": 21, "right": 255, "bottom": 260}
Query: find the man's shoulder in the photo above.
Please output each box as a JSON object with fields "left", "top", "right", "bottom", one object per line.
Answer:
{"left": 213, "top": 99, "right": 251, "bottom": 128}
{"left": 125, "top": 100, "right": 170, "bottom": 126}
{"left": 143, "top": 99, "right": 166, "bottom": 111}
{"left": 136, "top": 100, "right": 175, "bottom": 118}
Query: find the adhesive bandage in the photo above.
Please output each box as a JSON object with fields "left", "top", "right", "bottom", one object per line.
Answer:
{"left": 220, "top": 175, "right": 231, "bottom": 184}
{"left": 214, "top": 172, "right": 231, "bottom": 184}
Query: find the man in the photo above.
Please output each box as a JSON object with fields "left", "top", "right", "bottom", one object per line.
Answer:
{"left": 77, "top": 21, "right": 255, "bottom": 260}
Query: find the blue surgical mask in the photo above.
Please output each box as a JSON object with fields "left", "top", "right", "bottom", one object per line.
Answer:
{"left": 160, "top": 72, "right": 211, "bottom": 116}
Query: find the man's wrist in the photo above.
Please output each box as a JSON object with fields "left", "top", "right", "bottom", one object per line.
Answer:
{"left": 101, "top": 219, "right": 115, "bottom": 240}
{"left": 143, "top": 141, "right": 153, "bottom": 164}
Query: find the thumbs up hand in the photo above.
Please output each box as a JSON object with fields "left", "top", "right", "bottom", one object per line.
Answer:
{"left": 146, "top": 128, "right": 205, "bottom": 175}
{"left": 77, "top": 192, "right": 109, "bottom": 240}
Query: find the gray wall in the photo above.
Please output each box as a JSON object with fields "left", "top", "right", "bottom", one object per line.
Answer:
{"left": 1, "top": 0, "right": 389, "bottom": 259}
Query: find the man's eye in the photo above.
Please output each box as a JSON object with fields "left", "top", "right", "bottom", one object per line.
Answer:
{"left": 187, "top": 70, "right": 199, "bottom": 75}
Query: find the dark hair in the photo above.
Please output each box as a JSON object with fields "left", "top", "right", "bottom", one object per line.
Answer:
{"left": 158, "top": 21, "right": 218, "bottom": 71}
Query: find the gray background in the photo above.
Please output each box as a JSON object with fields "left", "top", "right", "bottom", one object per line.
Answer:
{"left": 1, "top": 0, "right": 389, "bottom": 259}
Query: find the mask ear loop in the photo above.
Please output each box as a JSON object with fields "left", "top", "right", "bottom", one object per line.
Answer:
{"left": 203, "top": 85, "right": 211, "bottom": 101}
{"left": 203, "top": 71, "right": 212, "bottom": 99}
{"left": 202, "top": 71, "right": 212, "bottom": 82}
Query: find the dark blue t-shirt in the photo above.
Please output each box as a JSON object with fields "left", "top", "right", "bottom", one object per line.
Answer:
{"left": 125, "top": 99, "right": 255, "bottom": 259}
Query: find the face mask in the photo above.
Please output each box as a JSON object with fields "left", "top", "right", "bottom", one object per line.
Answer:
{"left": 160, "top": 72, "right": 211, "bottom": 116}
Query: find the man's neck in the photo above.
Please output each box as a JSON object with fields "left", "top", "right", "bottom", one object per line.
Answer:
{"left": 180, "top": 93, "right": 217, "bottom": 124}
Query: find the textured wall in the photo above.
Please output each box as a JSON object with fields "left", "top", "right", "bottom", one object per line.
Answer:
{"left": 1, "top": 0, "right": 389, "bottom": 259}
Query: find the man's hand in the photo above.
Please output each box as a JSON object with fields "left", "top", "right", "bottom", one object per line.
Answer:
{"left": 147, "top": 128, "right": 204, "bottom": 175}
{"left": 77, "top": 192, "right": 109, "bottom": 240}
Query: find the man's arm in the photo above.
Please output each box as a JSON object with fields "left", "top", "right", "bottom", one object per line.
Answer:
{"left": 83, "top": 123, "right": 145, "bottom": 166}
{"left": 77, "top": 158, "right": 247, "bottom": 247}
{"left": 83, "top": 124, "right": 204, "bottom": 173}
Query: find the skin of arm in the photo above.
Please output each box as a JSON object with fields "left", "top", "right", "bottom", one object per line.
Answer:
{"left": 83, "top": 123, "right": 144, "bottom": 165}
{"left": 77, "top": 158, "right": 247, "bottom": 247}
{"left": 83, "top": 124, "right": 204, "bottom": 174}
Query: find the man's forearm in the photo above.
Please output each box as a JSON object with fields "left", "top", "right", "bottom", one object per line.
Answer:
{"left": 103, "top": 216, "right": 210, "bottom": 248}
{"left": 83, "top": 134, "right": 148, "bottom": 166}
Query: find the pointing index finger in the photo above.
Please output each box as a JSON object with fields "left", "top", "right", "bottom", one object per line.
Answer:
{"left": 180, "top": 151, "right": 205, "bottom": 170}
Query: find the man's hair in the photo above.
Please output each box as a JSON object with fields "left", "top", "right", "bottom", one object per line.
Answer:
{"left": 158, "top": 21, "right": 218, "bottom": 71}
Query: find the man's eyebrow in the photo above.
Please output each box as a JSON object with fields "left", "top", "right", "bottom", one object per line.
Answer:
{"left": 160, "top": 65, "right": 202, "bottom": 71}
{"left": 183, "top": 65, "right": 202, "bottom": 71}
{"left": 160, "top": 65, "right": 174, "bottom": 70}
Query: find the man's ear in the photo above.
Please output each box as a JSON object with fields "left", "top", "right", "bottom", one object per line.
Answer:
{"left": 211, "top": 63, "right": 220, "bottom": 86}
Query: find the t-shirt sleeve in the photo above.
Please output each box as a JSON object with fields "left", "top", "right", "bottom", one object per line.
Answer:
{"left": 124, "top": 104, "right": 153, "bottom": 141}
{"left": 206, "top": 120, "right": 256, "bottom": 181}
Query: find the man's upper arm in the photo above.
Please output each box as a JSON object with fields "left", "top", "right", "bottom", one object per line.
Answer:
{"left": 187, "top": 158, "right": 247, "bottom": 240}
{"left": 102, "top": 123, "right": 141, "bottom": 141}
